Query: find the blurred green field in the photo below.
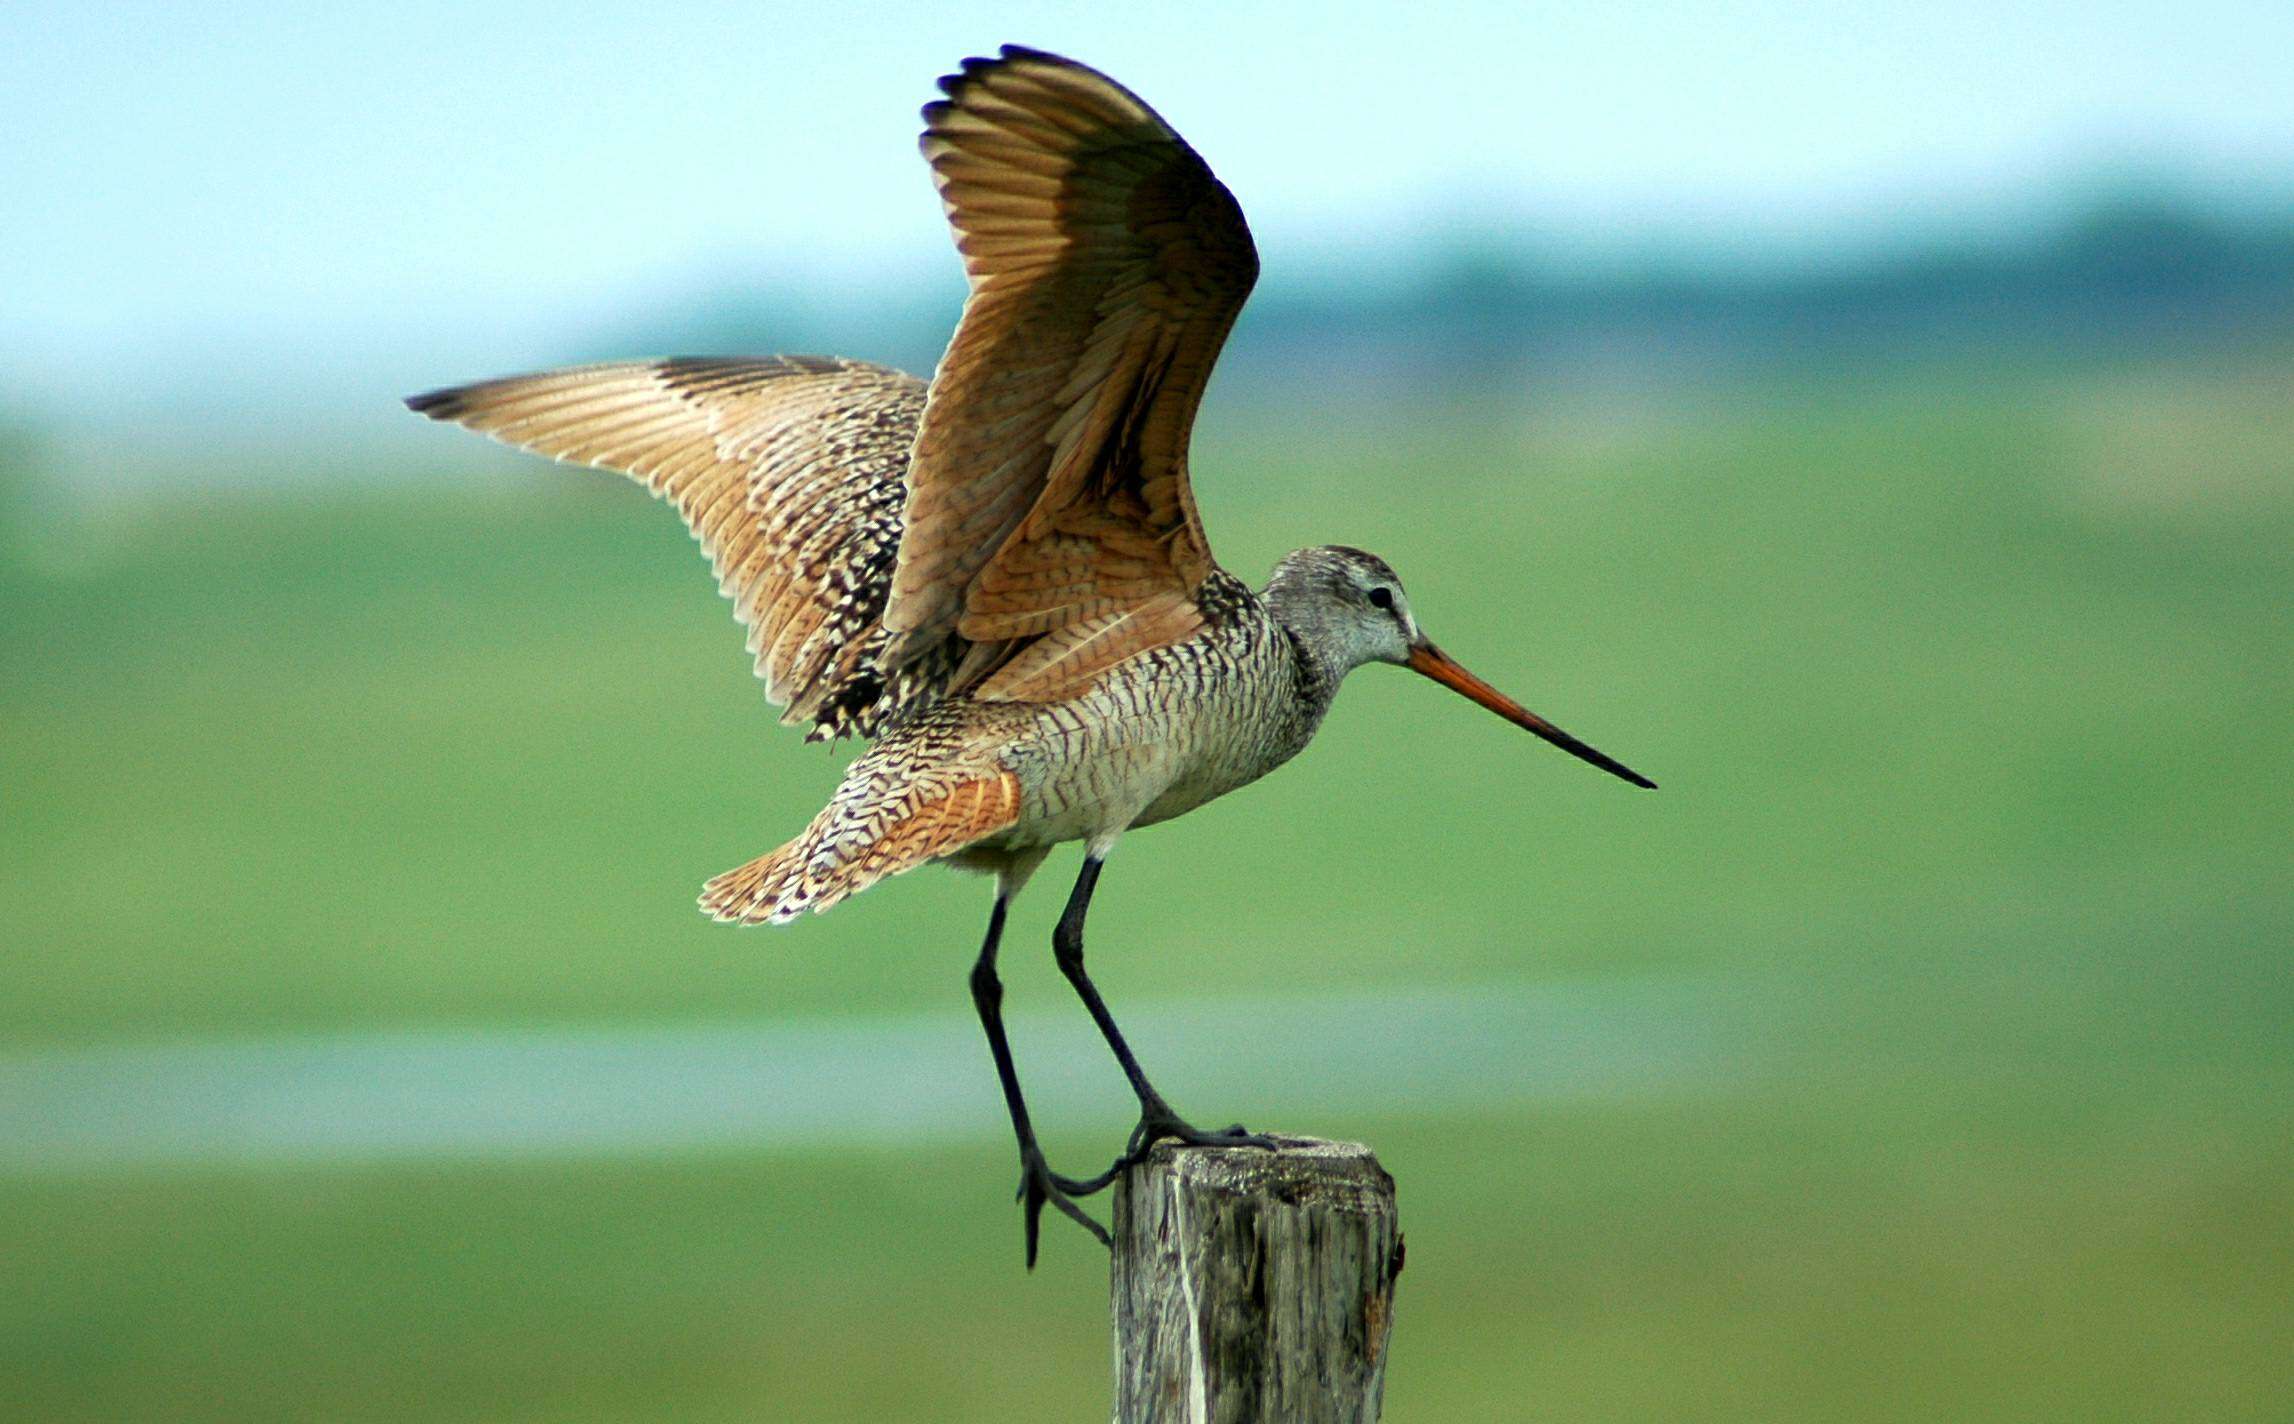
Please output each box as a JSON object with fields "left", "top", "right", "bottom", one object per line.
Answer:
{"left": 3, "top": 354, "right": 2290, "bottom": 1420}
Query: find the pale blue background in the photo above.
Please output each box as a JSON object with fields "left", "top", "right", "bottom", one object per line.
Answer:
{"left": 7, "top": 0, "right": 2291, "bottom": 434}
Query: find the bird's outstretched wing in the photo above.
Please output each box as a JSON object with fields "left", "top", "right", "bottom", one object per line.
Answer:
{"left": 884, "top": 45, "right": 1260, "bottom": 697}
{"left": 405, "top": 356, "right": 961, "bottom": 739}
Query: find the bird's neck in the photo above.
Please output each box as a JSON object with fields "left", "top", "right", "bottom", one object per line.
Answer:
{"left": 1261, "top": 589, "right": 1349, "bottom": 731}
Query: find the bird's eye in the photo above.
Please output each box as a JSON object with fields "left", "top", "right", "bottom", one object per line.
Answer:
{"left": 1367, "top": 587, "right": 1394, "bottom": 610}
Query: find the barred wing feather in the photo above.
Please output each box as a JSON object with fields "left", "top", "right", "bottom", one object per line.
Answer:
{"left": 406, "top": 356, "right": 960, "bottom": 739}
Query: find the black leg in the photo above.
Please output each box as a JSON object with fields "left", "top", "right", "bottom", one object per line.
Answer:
{"left": 969, "top": 893, "right": 1109, "bottom": 1268}
{"left": 1052, "top": 856, "right": 1274, "bottom": 1191}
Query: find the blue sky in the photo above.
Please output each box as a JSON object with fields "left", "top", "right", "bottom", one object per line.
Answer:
{"left": 6, "top": 0, "right": 2292, "bottom": 442}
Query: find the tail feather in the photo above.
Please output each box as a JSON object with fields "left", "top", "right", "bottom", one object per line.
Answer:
{"left": 700, "top": 771, "right": 1023, "bottom": 925}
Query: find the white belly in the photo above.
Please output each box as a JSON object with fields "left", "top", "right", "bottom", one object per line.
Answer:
{"left": 996, "top": 676, "right": 1302, "bottom": 846}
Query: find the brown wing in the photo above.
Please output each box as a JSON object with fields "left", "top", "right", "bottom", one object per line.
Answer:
{"left": 405, "top": 356, "right": 961, "bottom": 739}
{"left": 883, "top": 45, "right": 1259, "bottom": 694}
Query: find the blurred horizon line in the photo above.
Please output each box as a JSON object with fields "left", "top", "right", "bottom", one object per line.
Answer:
{"left": 0, "top": 972, "right": 1736, "bottom": 1172}
{"left": 4, "top": 168, "right": 2292, "bottom": 493}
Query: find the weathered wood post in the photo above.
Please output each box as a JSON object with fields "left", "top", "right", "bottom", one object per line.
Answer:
{"left": 1111, "top": 1136, "right": 1402, "bottom": 1423}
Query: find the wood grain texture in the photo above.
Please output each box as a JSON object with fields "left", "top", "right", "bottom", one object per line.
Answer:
{"left": 1112, "top": 1138, "right": 1402, "bottom": 1423}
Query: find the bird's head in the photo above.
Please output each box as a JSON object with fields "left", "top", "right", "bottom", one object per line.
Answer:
{"left": 1266, "top": 545, "right": 1655, "bottom": 789}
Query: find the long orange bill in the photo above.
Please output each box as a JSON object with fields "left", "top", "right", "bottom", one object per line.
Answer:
{"left": 1406, "top": 643, "right": 1656, "bottom": 790}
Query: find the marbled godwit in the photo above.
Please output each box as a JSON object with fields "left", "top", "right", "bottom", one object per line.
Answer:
{"left": 408, "top": 45, "right": 1654, "bottom": 1264}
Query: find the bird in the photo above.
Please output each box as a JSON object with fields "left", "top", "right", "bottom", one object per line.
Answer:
{"left": 407, "top": 44, "right": 1654, "bottom": 1266}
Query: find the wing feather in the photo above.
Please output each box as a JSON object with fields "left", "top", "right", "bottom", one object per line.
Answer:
{"left": 409, "top": 48, "right": 1262, "bottom": 728}
{"left": 405, "top": 356, "right": 954, "bottom": 738}
{"left": 883, "top": 46, "right": 1258, "bottom": 695}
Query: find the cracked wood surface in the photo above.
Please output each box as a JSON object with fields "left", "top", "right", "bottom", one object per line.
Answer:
{"left": 1111, "top": 1137, "right": 1402, "bottom": 1423}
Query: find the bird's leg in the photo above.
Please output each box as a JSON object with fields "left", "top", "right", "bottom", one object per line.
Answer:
{"left": 1052, "top": 856, "right": 1275, "bottom": 1192}
{"left": 969, "top": 893, "right": 1110, "bottom": 1268}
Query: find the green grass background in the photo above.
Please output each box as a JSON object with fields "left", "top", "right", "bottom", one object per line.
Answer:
{"left": 3, "top": 353, "right": 2288, "bottom": 1419}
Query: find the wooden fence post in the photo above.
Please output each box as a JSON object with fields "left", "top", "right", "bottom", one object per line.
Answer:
{"left": 1111, "top": 1136, "right": 1402, "bottom": 1423}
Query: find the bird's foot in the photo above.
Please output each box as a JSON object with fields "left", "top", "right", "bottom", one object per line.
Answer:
{"left": 1017, "top": 1145, "right": 1110, "bottom": 1269}
{"left": 1064, "top": 1099, "right": 1278, "bottom": 1195}
{"left": 1126, "top": 1108, "right": 1278, "bottom": 1162}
